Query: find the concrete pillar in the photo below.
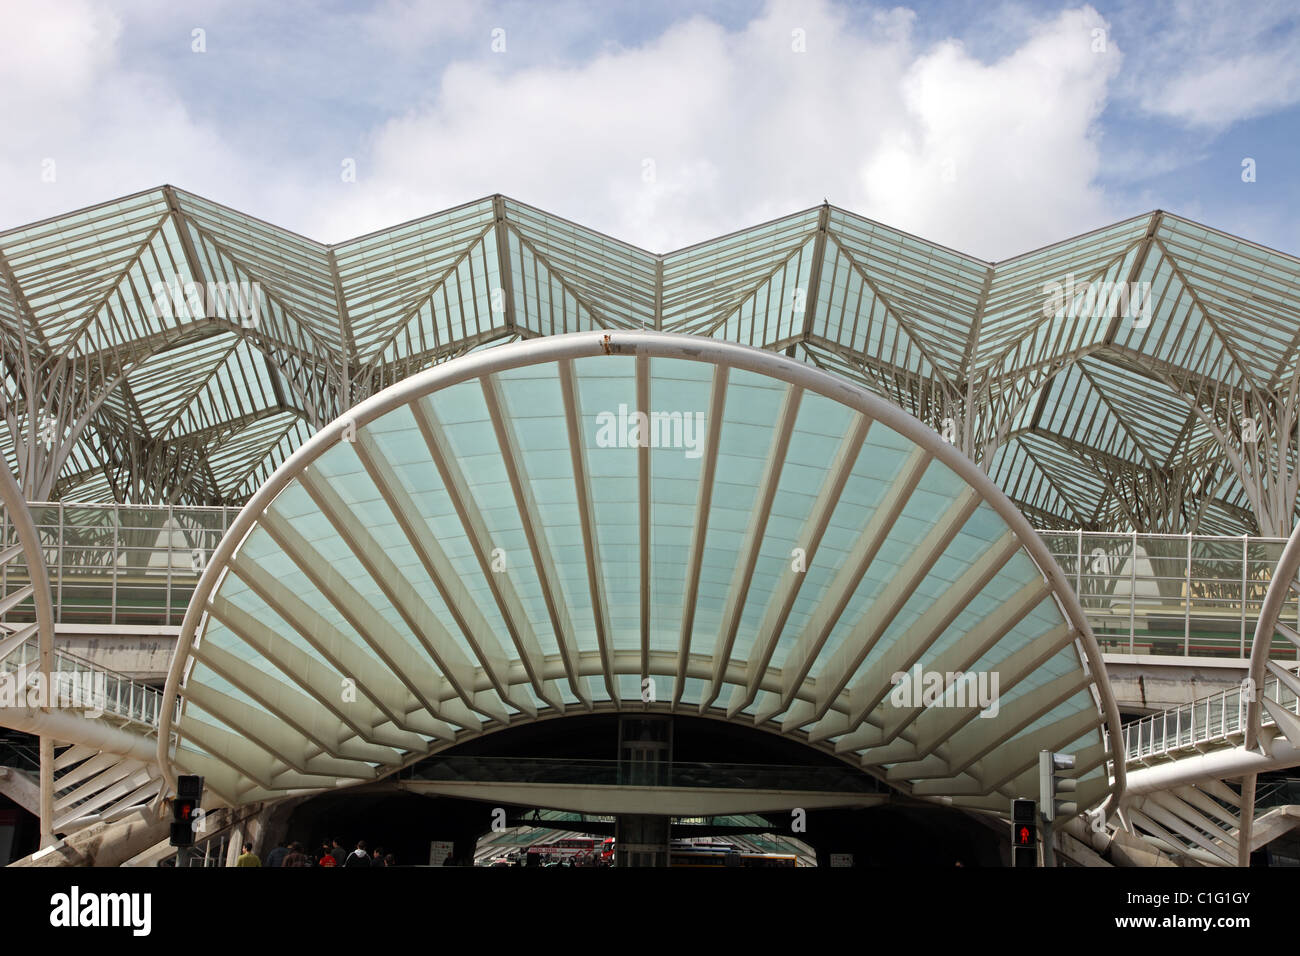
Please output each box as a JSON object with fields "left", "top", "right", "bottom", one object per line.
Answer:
{"left": 256, "top": 797, "right": 301, "bottom": 858}
{"left": 224, "top": 819, "right": 246, "bottom": 867}
{"left": 222, "top": 802, "right": 282, "bottom": 865}
{"left": 615, "top": 814, "right": 670, "bottom": 867}
{"left": 39, "top": 735, "right": 53, "bottom": 848}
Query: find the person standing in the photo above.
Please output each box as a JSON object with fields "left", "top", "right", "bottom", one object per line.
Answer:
{"left": 343, "top": 840, "right": 371, "bottom": 867}
{"left": 318, "top": 843, "right": 338, "bottom": 867}
{"left": 265, "top": 842, "right": 289, "bottom": 868}
{"left": 235, "top": 842, "right": 261, "bottom": 867}
{"left": 329, "top": 839, "right": 348, "bottom": 866}
{"left": 282, "top": 843, "right": 311, "bottom": 867}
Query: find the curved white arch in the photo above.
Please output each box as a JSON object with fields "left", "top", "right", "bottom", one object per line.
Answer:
{"left": 1114, "top": 519, "right": 1300, "bottom": 866}
{"left": 0, "top": 464, "right": 175, "bottom": 845}
{"left": 0, "top": 462, "right": 54, "bottom": 670}
{"left": 1245, "top": 526, "right": 1300, "bottom": 750}
{"left": 159, "top": 330, "right": 1126, "bottom": 816}
{"left": 1232, "top": 519, "right": 1300, "bottom": 862}
{"left": 0, "top": 460, "right": 55, "bottom": 841}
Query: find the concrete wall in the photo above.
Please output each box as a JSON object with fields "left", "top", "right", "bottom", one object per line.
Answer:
{"left": 55, "top": 626, "right": 176, "bottom": 684}
{"left": 1104, "top": 654, "right": 1249, "bottom": 714}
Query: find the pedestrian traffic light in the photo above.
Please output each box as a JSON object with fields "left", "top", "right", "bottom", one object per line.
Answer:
{"left": 1039, "top": 751, "right": 1077, "bottom": 822}
{"left": 1011, "top": 798, "right": 1037, "bottom": 867}
{"left": 170, "top": 775, "right": 204, "bottom": 847}
{"left": 170, "top": 798, "right": 196, "bottom": 847}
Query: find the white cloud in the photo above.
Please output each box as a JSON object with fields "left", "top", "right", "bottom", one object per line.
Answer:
{"left": 1147, "top": 47, "right": 1300, "bottom": 129}
{"left": 858, "top": 8, "right": 1121, "bottom": 257}
{"left": 0, "top": 1, "right": 121, "bottom": 102}
{"left": 317, "top": 1, "right": 1124, "bottom": 259}
{"left": 1124, "top": 1, "right": 1300, "bottom": 129}
{"left": 2, "top": 1, "right": 1140, "bottom": 262}
{"left": 0, "top": 0, "right": 302, "bottom": 229}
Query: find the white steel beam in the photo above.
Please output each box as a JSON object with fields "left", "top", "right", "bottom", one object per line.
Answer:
{"left": 800, "top": 486, "right": 982, "bottom": 727}
{"left": 192, "top": 641, "right": 402, "bottom": 764}
{"left": 768, "top": 446, "right": 932, "bottom": 720}
{"left": 481, "top": 372, "right": 592, "bottom": 707}
{"left": 729, "top": 412, "right": 871, "bottom": 717}
{"left": 904, "top": 621, "right": 1072, "bottom": 755}
{"left": 228, "top": 551, "right": 472, "bottom": 733}
{"left": 412, "top": 395, "right": 559, "bottom": 710}
{"left": 205, "top": 594, "right": 425, "bottom": 754}
{"left": 294, "top": 467, "right": 525, "bottom": 718}
{"left": 826, "top": 531, "right": 1021, "bottom": 737}
{"left": 673, "top": 364, "right": 728, "bottom": 706}
{"left": 871, "top": 578, "right": 1050, "bottom": 746}
{"left": 702, "top": 382, "right": 802, "bottom": 711}
{"left": 558, "top": 358, "right": 618, "bottom": 703}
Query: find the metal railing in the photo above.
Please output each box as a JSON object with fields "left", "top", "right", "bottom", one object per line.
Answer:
{"left": 1043, "top": 530, "right": 1297, "bottom": 660}
{"left": 402, "top": 755, "right": 884, "bottom": 792}
{"left": 0, "top": 634, "right": 168, "bottom": 728}
{"left": 0, "top": 732, "right": 39, "bottom": 772}
{"left": 0, "top": 505, "right": 1297, "bottom": 662}
{"left": 159, "top": 834, "right": 229, "bottom": 868}
{"left": 1120, "top": 673, "right": 1300, "bottom": 762}
{"left": 0, "top": 501, "right": 233, "bottom": 628}
{"left": 1254, "top": 777, "right": 1300, "bottom": 812}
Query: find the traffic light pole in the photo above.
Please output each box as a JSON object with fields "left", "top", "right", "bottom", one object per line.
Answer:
{"left": 1038, "top": 750, "right": 1075, "bottom": 868}
{"left": 1040, "top": 816, "right": 1056, "bottom": 868}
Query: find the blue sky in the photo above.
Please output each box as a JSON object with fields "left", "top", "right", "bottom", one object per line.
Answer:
{"left": 2, "top": 0, "right": 1298, "bottom": 259}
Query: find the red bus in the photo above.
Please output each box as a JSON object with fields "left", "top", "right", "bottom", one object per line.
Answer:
{"left": 527, "top": 836, "right": 608, "bottom": 864}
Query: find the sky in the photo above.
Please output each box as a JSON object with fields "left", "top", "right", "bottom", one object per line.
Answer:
{"left": 1, "top": 0, "right": 1298, "bottom": 260}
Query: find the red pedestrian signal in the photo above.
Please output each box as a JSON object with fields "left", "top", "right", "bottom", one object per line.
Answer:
{"left": 1011, "top": 798, "right": 1038, "bottom": 867}
{"left": 170, "top": 775, "right": 205, "bottom": 848}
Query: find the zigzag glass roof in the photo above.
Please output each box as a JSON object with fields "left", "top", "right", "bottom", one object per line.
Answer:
{"left": 3, "top": 187, "right": 1298, "bottom": 535}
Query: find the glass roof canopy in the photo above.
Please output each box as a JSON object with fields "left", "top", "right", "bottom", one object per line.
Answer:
{"left": 160, "top": 331, "right": 1122, "bottom": 816}
{"left": 3, "top": 187, "right": 1298, "bottom": 535}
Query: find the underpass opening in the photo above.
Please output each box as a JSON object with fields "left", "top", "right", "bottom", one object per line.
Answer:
{"left": 0, "top": 730, "right": 42, "bottom": 863}
{"left": 271, "top": 713, "right": 998, "bottom": 866}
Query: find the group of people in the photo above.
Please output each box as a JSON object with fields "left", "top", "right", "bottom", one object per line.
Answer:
{"left": 236, "top": 839, "right": 397, "bottom": 868}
